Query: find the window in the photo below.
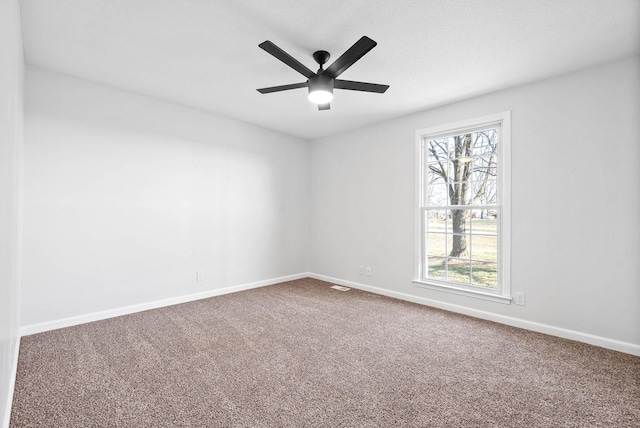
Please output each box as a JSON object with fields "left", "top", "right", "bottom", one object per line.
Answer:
{"left": 414, "top": 112, "right": 511, "bottom": 303}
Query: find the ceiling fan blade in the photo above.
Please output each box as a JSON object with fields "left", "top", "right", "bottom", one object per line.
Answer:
{"left": 318, "top": 103, "right": 330, "bottom": 111}
{"left": 323, "top": 36, "right": 377, "bottom": 78}
{"left": 259, "top": 41, "right": 315, "bottom": 79}
{"left": 334, "top": 79, "right": 389, "bottom": 93}
{"left": 257, "top": 82, "right": 307, "bottom": 94}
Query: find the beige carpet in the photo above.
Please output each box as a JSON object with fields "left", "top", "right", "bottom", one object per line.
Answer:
{"left": 10, "top": 278, "right": 640, "bottom": 427}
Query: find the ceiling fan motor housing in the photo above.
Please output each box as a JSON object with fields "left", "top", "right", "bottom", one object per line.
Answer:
{"left": 308, "top": 73, "right": 334, "bottom": 93}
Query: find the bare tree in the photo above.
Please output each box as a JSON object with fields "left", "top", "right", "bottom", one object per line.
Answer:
{"left": 428, "top": 130, "right": 497, "bottom": 257}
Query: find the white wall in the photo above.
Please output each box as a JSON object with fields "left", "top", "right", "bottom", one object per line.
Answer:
{"left": 21, "top": 67, "right": 309, "bottom": 327}
{"left": 310, "top": 56, "right": 640, "bottom": 352}
{"left": 17, "top": 52, "right": 640, "bottom": 355}
{"left": 0, "top": 0, "right": 24, "bottom": 424}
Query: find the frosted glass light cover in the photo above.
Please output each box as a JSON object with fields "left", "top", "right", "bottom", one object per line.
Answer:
{"left": 308, "top": 90, "right": 333, "bottom": 104}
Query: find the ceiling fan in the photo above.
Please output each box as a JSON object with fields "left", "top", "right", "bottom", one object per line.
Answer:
{"left": 257, "top": 36, "right": 389, "bottom": 111}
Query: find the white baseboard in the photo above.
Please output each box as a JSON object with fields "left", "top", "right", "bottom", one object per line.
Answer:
{"left": 308, "top": 273, "right": 640, "bottom": 357}
{"left": 3, "top": 336, "right": 20, "bottom": 428}
{"left": 20, "top": 273, "right": 308, "bottom": 336}
{"left": 18, "top": 271, "right": 640, "bottom": 357}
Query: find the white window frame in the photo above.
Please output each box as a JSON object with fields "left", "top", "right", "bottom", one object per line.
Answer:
{"left": 414, "top": 112, "right": 511, "bottom": 303}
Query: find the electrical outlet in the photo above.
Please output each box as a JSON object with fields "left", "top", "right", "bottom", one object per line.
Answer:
{"left": 365, "top": 266, "right": 372, "bottom": 276}
{"left": 514, "top": 292, "right": 525, "bottom": 306}
{"left": 358, "top": 265, "right": 364, "bottom": 275}
{"left": 196, "top": 271, "right": 203, "bottom": 282}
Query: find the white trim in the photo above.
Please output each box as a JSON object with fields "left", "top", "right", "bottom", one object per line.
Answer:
{"left": 414, "top": 111, "right": 511, "bottom": 300}
{"left": 2, "top": 336, "right": 20, "bottom": 428}
{"left": 16, "top": 271, "right": 640, "bottom": 356}
{"left": 415, "top": 112, "right": 512, "bottom": 139}
{"left": 413, "top": 280, "right": 511, "bottom": 304}
{"left": 501, "top": 112, "right": 512, "bottom": 300}
{"left": 308, "top": 273, "right": 640, "bottom": 357}
{"left": 414, "top": 132, "right": 424, "bottom": 280}
{"left": 19, "top": 273, "right": 308, "bottom": 336}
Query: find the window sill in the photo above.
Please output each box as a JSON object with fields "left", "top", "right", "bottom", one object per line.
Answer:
{"left": 413, "top": 280, "right": 512, "bottom": 304}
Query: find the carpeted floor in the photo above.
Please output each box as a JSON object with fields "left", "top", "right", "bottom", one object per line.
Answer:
{"left": 10, "top": 278, "right": 640, "bottom": 427}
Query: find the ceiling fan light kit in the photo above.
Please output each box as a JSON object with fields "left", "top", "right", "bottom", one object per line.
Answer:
{"left": 307, "top": 74, "right": 334, "bottom": 104}
{"left": 257, "top": 36, "right": 389, "bottom": 111}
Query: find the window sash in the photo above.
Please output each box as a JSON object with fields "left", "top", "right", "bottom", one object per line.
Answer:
{"left": 421, "top": 206, "right": 502, "bottom": 292}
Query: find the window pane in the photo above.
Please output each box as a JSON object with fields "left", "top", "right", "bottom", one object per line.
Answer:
{"left": 426, "top": 184, "right": 448, "bottom": 206}
{"left": 427, "top": 138, "right": 449, "bottom": 161}
{"left": 470, "top": 185, "right": 497, "bottom": 207}
{"left": 426, "top": 233, "right": 448, "bottom": 257}
{"left": 471, "top": 262, "right": 497, "bottom": 288}
{"left": 426, "top": 211, "right": 447, "bottom": 232}
{"left": 472, "top": 155, "right": 497, "bottom": 176}
{"left": 446, "top": 209, "right": 472, "bottom": 234}
{"left": 450, "top": 233, "right": 470, "bottom": 258}
{"left": 446, "top": 137, "right": 457, "bottom": 158}
{"left": 472, "top": 130, "right": 497, "bottom": 157}
{"left": 450, "top": 134, "right": 473, "bottom": 161}
{"left": 427, "top": 161, "right": 452, "bottom": 183}
{"left": 447, "top": 258, "right": 471, "bottom": 284}
{"left": 427, "top": 257, "right": 447, "bottom": 280}
{"left": 471, "top": 216, "right": 497, "bottom": 235}
{"left": 471, "top": 235, "right": 497, "bottom": 262}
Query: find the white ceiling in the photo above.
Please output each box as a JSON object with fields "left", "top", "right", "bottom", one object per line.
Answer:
{"left": 19, "top": 0, "right": 640, "bottom": 140}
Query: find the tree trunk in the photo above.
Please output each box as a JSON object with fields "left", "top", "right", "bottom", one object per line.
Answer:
{"left": 450, "top": 209, "right": 467, "bottom": 257}
{"left": 448, "top": 133, "right": 472, "bottom": 258}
